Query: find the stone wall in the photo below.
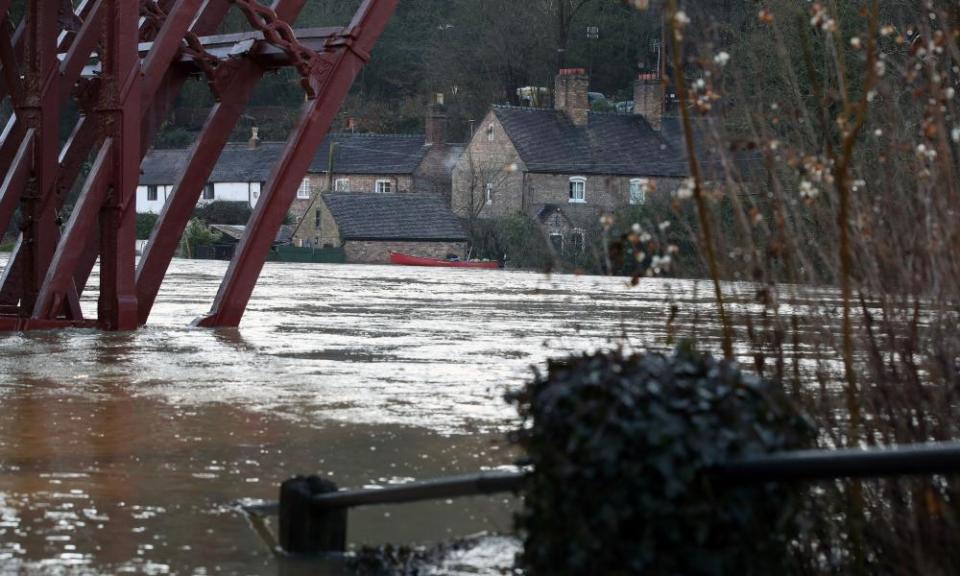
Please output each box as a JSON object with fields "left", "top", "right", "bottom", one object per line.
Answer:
{"left": 524, "top": 173, "right": 682, "bottom": 214}
{"left": 344, "top": 240, "right": 467, "bottom": 264}
{"left": 451, "top": 110, "right": 526, "bottom": 220}
{"left": 290, "top": 198, "right": 341, "bottom": 248}
{"left": 414, "top": 144, "right": 459, "bottom": 202}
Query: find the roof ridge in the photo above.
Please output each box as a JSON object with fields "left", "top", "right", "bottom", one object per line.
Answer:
{"left": 494, "top": 104, "right": 554, "bottom": 112}
{"left": 322, "top": 192, "right": 443, "bottom": 200}
{"left": 326, "top": 132, "right": 425, "bottom": 139}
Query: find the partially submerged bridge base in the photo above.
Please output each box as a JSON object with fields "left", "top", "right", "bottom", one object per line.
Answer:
{"left": 0, "top": 0, "right": 397, "bottom": 332}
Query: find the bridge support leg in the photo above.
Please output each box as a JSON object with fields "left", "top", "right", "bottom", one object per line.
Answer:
{"left": 18, "top": 0, "right": 61, "bottom": 317}
{"left": 136, "top": 0, "right": 308, "bottom": 326}
{"left": 197, "top": 0, "right": 397, "bottom": 328}
{"left": 94, "top": 0, "right": 140, "bottom": 331}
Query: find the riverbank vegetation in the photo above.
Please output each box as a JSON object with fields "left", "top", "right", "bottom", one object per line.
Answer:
{"left": 520, "top": 1, "right": 960, "bottom": 574}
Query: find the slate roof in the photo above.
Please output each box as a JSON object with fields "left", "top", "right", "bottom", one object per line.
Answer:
{"left": 311, "top": 134, "right": 430, "bottom": 175}
{"left": 140, "top": 134, "right": 434, "bottom": 186}
{"left": 492, "top": 106, "right": 690, "bottom": 178}
{"left": 322, "top": 193, "right": 467, "bottom": 242}
{"left": 210, "top": 224, "right": 294, "bottom": 245}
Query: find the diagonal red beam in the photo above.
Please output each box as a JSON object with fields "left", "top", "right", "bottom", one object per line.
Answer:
{"left": 0, "top": 0, "right": 112, "bottom": 308}
{"left": 136, "top": 0, "right": 309, "bottom": 325}
{"left": 0, "top": 129, "right": 34, "bottom": 246}
{"left": 0, "top": 0, "right": 100, "bottom": 237}
{"left": 57, "top": 0, "right": 104, "bottom": 105}
{"left": 197, "top": 0, "right": 398, "bottom": 328}
{"left": 0, "top": 0, "right": 95, "bottom": 106}
{"left": 33, "top": 140, "right": 113, "bottom": 320}
{"left": 140, "top": 0, "right": 206, "bottom": 105}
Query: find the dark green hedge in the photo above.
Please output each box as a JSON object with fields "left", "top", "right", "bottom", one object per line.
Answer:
{"left": 508, "top": 345, "right": 815, "bottom": 575}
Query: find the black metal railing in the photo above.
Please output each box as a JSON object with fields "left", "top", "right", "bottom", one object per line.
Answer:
{"left": 245, "top": 441, "right": 960, "bottom": 556}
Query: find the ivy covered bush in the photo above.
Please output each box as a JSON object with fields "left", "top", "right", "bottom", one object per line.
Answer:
{"left": 508, "top": 344, "right": 816, "bottom": 575}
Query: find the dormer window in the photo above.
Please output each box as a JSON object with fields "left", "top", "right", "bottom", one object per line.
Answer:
{"left": 568, "top": 177, "right": 586, "bottom": 204}
{"left": 630, "top": 178, "right": 649, "bottom": 205}
{"left": 376, "top": 179, "right": 393, "bottom": 194}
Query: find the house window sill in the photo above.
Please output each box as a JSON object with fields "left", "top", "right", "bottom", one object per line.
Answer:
{"left": 568, "top": 199, "right": 587, "bottom": 204}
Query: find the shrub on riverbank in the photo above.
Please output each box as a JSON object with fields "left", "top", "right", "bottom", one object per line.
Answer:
{"left": 508, "top": 345, "right": 814, "bottom": 575}
{"left": 608, "top": 2, "right": 960, "bottom": 574}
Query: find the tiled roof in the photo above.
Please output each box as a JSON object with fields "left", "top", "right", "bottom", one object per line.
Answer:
{"left": 322, "top": 193, "right": 467, "bottom": 242}
{"left": 140, "top": 133, "right": 433, "bottom": 186}
{"left": 493, "top": 106, "right": 690, "bottom": 178}
{"left": 209, "top": 224, "right": 294, "bottom": 245}
{"left": 311, "top": 134, "right": 430, "bottom": 175}
{"left": 140, "top": 148, "right": 191, "bottom": 186}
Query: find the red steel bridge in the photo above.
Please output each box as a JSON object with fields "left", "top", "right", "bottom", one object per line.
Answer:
{"left": 0, "top": 0, "right": 396, "bottom": 332}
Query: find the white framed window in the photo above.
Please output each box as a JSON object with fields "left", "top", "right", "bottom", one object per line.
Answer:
{"left": 335, "top": 178, "right": 350, "bottom": 192}
{"left": 376, "top": 179, "right": 393, "bottom": 194}
{"left": 203, "top": 183, "right": 215, "bottom": 200}
{"left": 630, "top": 178, "right": 649, "bottom": 205}
{"left": 485, "top": 183, "right": 494, "bottom": 204}
{"left": 486, "top": 123, "right": 495, "bottom": 142}
{"left": 568, "top": 177, "right": 586, "bottom": 203}
{"left": 297, "top": 178, "right": 312, "bottom": 199}
{"left": 146, "top": 185, "right": 158, "bottom": 202}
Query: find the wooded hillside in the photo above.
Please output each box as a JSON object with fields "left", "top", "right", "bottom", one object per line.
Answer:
{"left": 165, "top": 0, "right": 660, "bottom": 144}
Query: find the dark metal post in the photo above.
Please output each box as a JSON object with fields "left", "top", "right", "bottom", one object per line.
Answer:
{"left": 279, "top": 476, "right": 347, "bottom": 555}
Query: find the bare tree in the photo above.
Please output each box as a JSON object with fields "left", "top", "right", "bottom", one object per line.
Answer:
{"left": 538, "top": 0, "right": 599, "bottom": 68}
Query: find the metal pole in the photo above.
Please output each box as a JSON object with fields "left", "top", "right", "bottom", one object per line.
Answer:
{"left": 716, "top": 442, "right": 960, "bottom": 484}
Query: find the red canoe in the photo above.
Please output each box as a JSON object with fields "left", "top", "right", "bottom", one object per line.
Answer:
{"left": 389, "top": 252, "right": 500, "bottom": 269}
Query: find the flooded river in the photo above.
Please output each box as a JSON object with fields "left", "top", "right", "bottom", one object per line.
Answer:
{"left": 0, "top": 256, "right": 724, "bottom": 574}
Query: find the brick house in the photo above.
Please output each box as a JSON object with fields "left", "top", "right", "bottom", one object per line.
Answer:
{"left": 451, "top": 69, "right": 689, "bottom": 251}
{"left": 315, "top": 193, "right": 467, "bottom": 264}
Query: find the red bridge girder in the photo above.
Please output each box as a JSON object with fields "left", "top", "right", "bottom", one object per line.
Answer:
{"left": 0, "top": 0, "right": 398, "bottom": 331}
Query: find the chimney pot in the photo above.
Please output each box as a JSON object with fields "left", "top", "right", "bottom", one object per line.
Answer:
{"left": 248, "top": 126, "right": 260, "bottom": 149}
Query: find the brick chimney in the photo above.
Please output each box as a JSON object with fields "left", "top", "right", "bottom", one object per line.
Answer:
{"left": 425, "top": 93, "right": 447, "bottom": 146}
{"left": 633, "top": 72, "right": 664, "bottom": 131}
{"left": 554, "top": 68, "right": 590, "bottom": 126}
{"left": 248, "top": 126, "right": 260, "bottom": 149}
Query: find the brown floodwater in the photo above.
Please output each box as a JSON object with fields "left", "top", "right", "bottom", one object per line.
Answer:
{"left": 0, "top": 256, "right": 751, "bottom": 574}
